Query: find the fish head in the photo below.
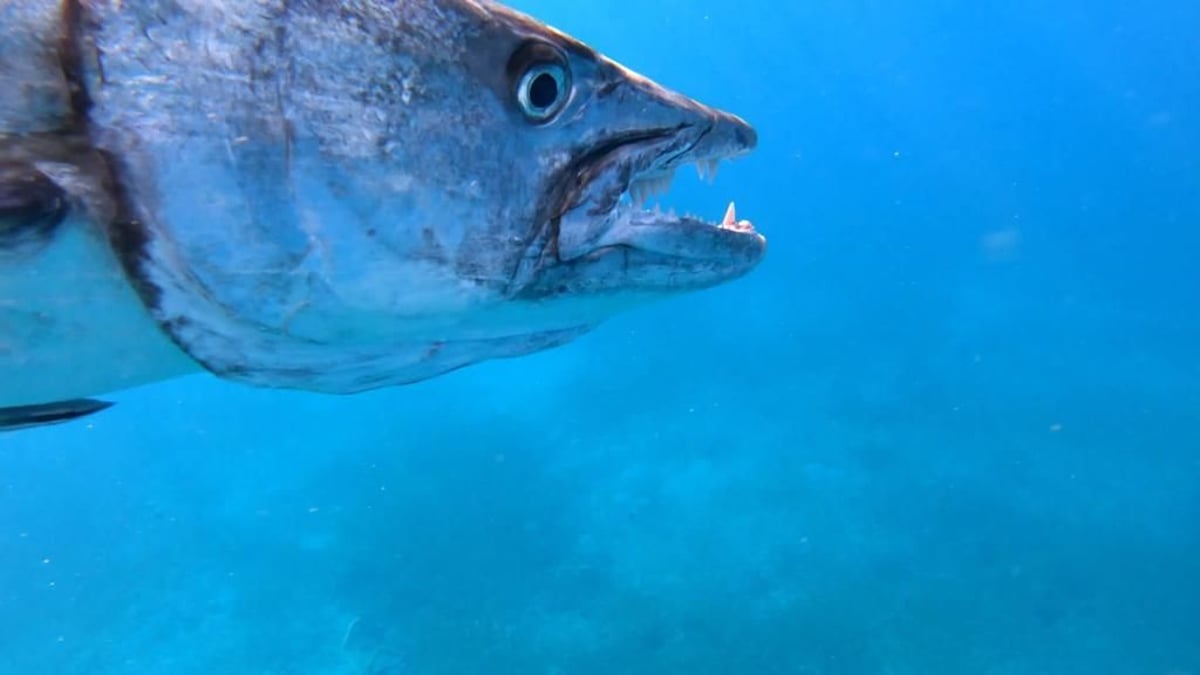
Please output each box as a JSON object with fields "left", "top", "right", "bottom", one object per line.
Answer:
{"left": 83, "top": 0, "right": 766, "bottom": 392}
{"left": 456, "top": 4, "right": 767, "bottom": 319}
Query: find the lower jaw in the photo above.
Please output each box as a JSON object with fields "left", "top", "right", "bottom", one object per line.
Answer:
{"left": 590, "top": 240, "right": 766, "bottom": 293}
{"left": 592, "top": 206, "right": 767, "bottom": 268}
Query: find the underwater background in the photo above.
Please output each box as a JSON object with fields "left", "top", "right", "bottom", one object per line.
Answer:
{"left": 3, "top": 0, "right": 1198, "bottom": 673}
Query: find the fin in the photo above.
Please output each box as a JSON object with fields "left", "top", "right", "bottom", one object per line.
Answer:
{"left": 0, "top": 162, "right": 70, "bottom": 254}
{"left": 0, "top": 399, "right": 115, "bottom": 432}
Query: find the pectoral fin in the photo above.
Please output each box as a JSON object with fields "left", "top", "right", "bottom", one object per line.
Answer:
{"left": 0, "top": 399, "right": 114, "bottom": 432}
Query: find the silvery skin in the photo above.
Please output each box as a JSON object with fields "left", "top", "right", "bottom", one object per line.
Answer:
{"left": 0, "top": 0, "right": 765, "bottom": 429}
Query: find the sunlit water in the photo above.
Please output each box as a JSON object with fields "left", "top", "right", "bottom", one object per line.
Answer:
{"left": 2, "top": 1, "right": 1198, "bottom": 673}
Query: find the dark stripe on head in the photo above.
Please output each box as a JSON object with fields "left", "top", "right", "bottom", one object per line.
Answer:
{"left": 56, "top": 1, "right": 162, "bottom": 317}
{"left": 58, "top": 3, "right": 189, "bottom": 361}
{"left": 57, "top": 0, "right": 94, "bottom": 134}
{"left": 96, "top": 149, "right": 164, "bottom": 314}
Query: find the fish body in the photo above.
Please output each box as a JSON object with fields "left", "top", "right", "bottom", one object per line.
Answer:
{"left": 0, "top": 0, "right": 765, "bottom": 429}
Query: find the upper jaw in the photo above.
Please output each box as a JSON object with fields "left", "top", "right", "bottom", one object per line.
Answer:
{"left": 588, "top": 112, "right": 757, "bottom": 214}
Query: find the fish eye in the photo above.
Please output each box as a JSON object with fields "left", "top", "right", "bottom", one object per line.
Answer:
{"left": 509, "top": 42, "right": 572, "bottom": 124}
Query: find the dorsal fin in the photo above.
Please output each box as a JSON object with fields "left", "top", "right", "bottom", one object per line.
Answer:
{"left": 0, "top": 398, "right": 114, "bottom": 432}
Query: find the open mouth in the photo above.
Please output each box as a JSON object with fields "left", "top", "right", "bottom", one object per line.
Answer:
{"left": 523, "top": 112, "right": 767, "bottom": 299}
{"left": 559, "top": 124, "right": 766, "bottom": 267}
{"left": 623, "top": 145, "right": 758, "bottom": 237}
{"left": 512, "top": 113, "right": 766, "bottom": 297}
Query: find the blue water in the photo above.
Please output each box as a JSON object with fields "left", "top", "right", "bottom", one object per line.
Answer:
{"left": 3, "top": 1, "right": 1198, "bottom": 673}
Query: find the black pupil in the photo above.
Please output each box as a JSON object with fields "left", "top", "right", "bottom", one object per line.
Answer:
{"left": 529, "top": 71, "right": 559, "bottom": 110}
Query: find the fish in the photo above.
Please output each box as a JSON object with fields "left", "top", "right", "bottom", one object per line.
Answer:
{"left": 0, "top": 0, "right": 766, "bottom": 431}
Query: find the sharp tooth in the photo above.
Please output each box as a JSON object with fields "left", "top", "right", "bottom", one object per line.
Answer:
{"left": 707, "top": 159, "right": 720, "bottom": 183}
{"left": 631, "top": 181, "right": 646, "bottom": 207}
{"left": 659, "top": 171, "right": 673, "bottom": 196}
{"left": 630, "top": 168, "right": 678, "bottom": 209}
{"left": 696, "top": 162, "right": 707, "bottom": 181}
{"left": 723, "top": 201, "right": 737, "bottom": 226}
